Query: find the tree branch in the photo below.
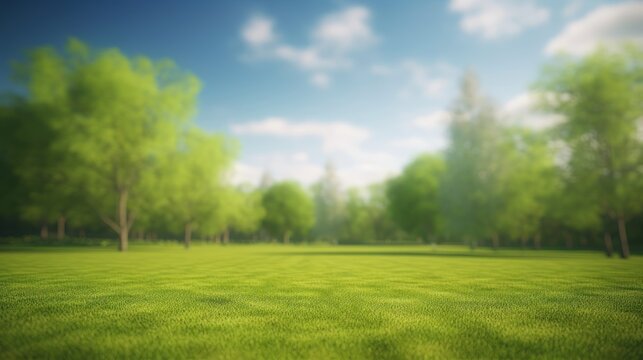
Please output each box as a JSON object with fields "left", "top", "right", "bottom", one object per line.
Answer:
{"left": 127, "top": 212, "right": 137, "bottom": 231}
{"left": 100, "top": 215, "right": 120, "bottom": 234}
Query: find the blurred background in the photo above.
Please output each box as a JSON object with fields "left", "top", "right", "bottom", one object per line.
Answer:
{"left": 0, "top": 0, "right": 641, "bottom": 255}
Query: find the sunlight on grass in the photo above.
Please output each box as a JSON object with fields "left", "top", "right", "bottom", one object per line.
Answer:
{"left": 1, "top": 245, "right": 641, "bottom": 358}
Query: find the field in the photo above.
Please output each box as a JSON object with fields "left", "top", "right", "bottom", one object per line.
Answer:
{"left": 1, "top": 244, "right": 642, "bottom": 359}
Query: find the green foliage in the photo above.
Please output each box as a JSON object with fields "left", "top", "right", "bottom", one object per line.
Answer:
{"left": 225, "top": 188, "right": 265, "bottom": 235}
{"left": 535, "top": 44, "right": 643, "bottom": 255}
{"left": 387, "top": 154, "right": 444, "bottom": 241}
{"left": 311, "top": 163, "right": 344, "bottom": 242}
{"left": 340, "top": 185, "right": 400, "bottom": 243}
{"left": 0, "top": 245, "right": 641, "bottom": 359}
{"left": 7, "top": 39, "right": 215, "bottom": 249}
{"left": 494, "top": 128, "right": 558, "bottom": 241}
{"left": 440, "top": 72, "right": 507, "bottom": 243}
{"left": 157, "top": 128, "right": 237, "bottom": 240}
{"left": 261, "top": 181, "right": 314, "bottom": 242}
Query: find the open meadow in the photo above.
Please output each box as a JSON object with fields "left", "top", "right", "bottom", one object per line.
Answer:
{"left": 1, "top": 245, "right": 641, "bottom": 359}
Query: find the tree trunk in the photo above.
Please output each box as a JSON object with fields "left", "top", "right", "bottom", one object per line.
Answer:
{"left": 603, "top": 231, "right": 613, "bottom": 258}
{"left": 491, "top": 233, "right": 499, "bottom": 250}
{"left": 57, "top": 215, "right": 66, "bottom": 240}
{"left": 534, "top": 233, "right": 542, "bottom": 250}
{"left": 284, "top": 231, "right": 291, "bottom": 244}
{"left": 40, "top": 223, "right": 48, "bottom": 240}
{"left": 223, "top": 228, "right": 230, "bottom": 244}
{"left": 80, "top": 229, "right": 86, "bottom": 239}
{"left": 565, "top": 234, "right": 573, "bottom": 249}
{"left": 118, "top": 189, "right": 129, "bottom": 252}
{"left": 617, "top": 216, "right": 629, "bottom": 259}
{"left": 520, "top": 236, "right": 527, "bottom": 249}
{"left": 184, "top": 222, "right": 192, "bottom": 249}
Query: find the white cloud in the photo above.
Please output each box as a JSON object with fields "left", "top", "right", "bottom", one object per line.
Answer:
{"left": 273, "top": 45, "right": 345, "bottom": 70}
{"left": 229, "top": 117, "right": 411, "bottom": 187}
{"left": 241, "top": 15, "right": 276, "bottom": 47}
{"left": 412, "top": 110, "right": 452, "bottom": 131}
{"left": 231, "top": 117, "right": 370, "bottom": 154}
{"left": 389, "top": 136, "right": 448, "bottom": 153}
{"left": 313, "top": 6, "right": 376, "bottom": 51}
{"left": 545, "top": 1, "right": 643, "bottom": 56}
{"left": 232, "top": 149, "right": 399, "bottom": 188}
{"left": 501, "top": 92, "right": 564, "bottom": 130}
{"left": 240, "top": 6, "right": 376, "bottom": 87}
{"left": 230, "top": 162, "right": 263, "bottom": 185}
{"left": 401, "top": 60, "right": 454, "bottom": 97}
{"left": 369, "top": 60, "right": 457, "bottom": 98}
{"left": 449, "top": 0, "right": 550, "bottom": 39}
{"left": 407, "top": 110, "right": 452, "bottom": 153}
{"left": 310, "top": 73, "right": 331, "bottom": 88}
{"left": 233, "top": 154, "right": 323, "bottom": 186}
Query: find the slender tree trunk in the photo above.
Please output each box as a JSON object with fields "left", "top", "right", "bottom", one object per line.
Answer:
{"left": 223, "top": 228, "right": 230, "bottom": 244}
{"left": 491, "top": 233, "right": 499, "bottom": 250}
{"left": 284, "top": 231, "right": 291, "bottom": 244}
{"left": 617, "top": 216, "right": 629, "bottom": 259}
{"left": 80, "top": 229, "right": 86, "bottom": 239}
{"left": 603, "top": 231, "right": 613, "bottom": 258}
{"left": 534, "top": 233, "right": 542, "bottom": 250}
{"left": 565, "top": 234, "right": 573, "bottom": 249}
{"left": 520, "top": 236, "right": 527, "bottom": 249}
{"left": 118, "top": 189, "right": 129, "bottom": 252}
{"left": 40, "top": 223, "right": 49, "bottom": 240}
{"left": 184, "top": 222, "right": 192, "bottom": 249}
{"left": 57, "top": 215, "right": 66, "bottom": 240}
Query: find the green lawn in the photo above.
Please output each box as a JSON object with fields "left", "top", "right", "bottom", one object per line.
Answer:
{"left": 0, "top": 245, "right": 642, "bottom": 359}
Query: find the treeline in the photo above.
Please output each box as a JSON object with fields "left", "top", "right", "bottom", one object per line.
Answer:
{"left": 0, "top": 40, "right": 641, "bottom": 257}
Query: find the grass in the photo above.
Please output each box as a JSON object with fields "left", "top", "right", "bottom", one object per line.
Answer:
{"left": 0, "top": 244, "right": 642, "bottom": 359}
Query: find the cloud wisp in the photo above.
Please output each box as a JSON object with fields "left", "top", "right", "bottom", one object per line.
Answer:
{"left": 545, "top": 1, "right": 643, "bottom": 56}
{"left": 449, "top": 0, "right": 550, "bottom": 40}
{"left": 240, "top": 6, "right": 377, "bottom": 88}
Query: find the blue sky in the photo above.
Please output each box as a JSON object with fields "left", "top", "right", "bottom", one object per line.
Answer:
{"left": 1, "top": 0, "right": 642, "bottom": 187}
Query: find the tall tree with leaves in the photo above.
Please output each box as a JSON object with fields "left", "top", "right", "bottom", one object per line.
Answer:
{"left": 0, "top": 94, "right": 76, "bottom": 239}
{"left": 311, "top": 162, "right": 344, "bottom": 242}
{"left": 387, "top": 154, "right": 444, "bottom": 243}
{"left": 440, "top": 72, "right": 508, "bottom": 248}
{"left": 13, "top": 39, "right": 201, "bottom": 251}
{"left": 160, "top": 128, "right": 236, "bottom": 248}
{"left": 536, "top": 45, "right": 643, "bottom": 258}
{"left": 261, "top": 181, "right": 314, "bottom": 244}
{"left": 494, "top": 128, "right": 558, "bottom": 248}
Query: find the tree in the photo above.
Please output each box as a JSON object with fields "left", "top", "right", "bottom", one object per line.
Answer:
{"left": 536, "top": 44, "right": 643, "bottom": 258}
{"left": 160, "top": 128, "right": 236, "bottom": 248}
{"left": 0, "top": 96, "right": 76, "bottom": 239}
{"left": 340, "top": 189, "right": 375, "bottom": 243}
{"left": 311, "top": 162, "right": 344, "bottom": 242}
{"left": 340, "top": 185, "right": 400, "bottom": 244}
{"left": 494, "top": 128, "right": 557, "bottom": 248}
{"left": 13, "top": 39, "right": 201, "bottom": 251}
{"left": 225, "top": 187, "right": 265, "bottom": 238}
{"left": 440, "top": 72, "right": 507, "bottom": 249}
{"left": 387, "top": 154, "right": 444, "bottom": 243}
{"left": 261, "top": 181, "right": 314, "bottom": 243}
